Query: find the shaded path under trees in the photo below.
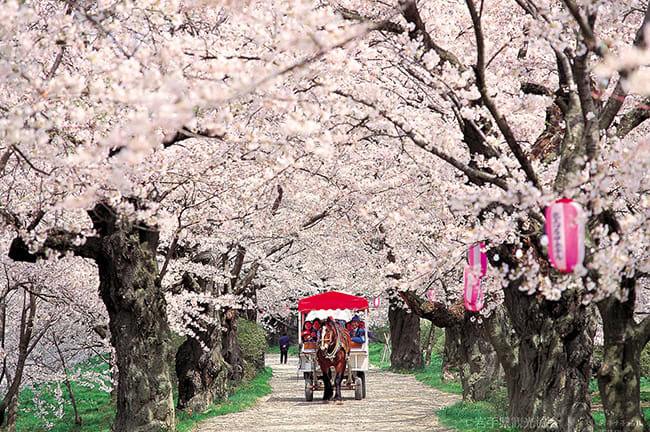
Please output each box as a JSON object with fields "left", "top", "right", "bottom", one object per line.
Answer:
{"left": 197, "top": 354, "right": 460, "bottom": 431}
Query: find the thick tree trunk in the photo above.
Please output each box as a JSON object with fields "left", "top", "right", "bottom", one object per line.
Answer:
{"left": 388, "top": 303, "right": 423, "bottom": 370}
{"left": 8, "top": 204, "right": 176, "bottom": 432}
{"left": 459, "top": 319, "right": 500, "bottom": 402}
{"left": 176, "top": 337, "right": 230, "bottom": 412}
{"left": 487, "top": 281, "right": 596, "bottom": 432}
{"left": 597, "top": 295, "right": 649, "bottom": 432}
{"left": 399, "top": 291, "right": 499, "bottom": 400}
{"left": 222, "top": 309, "right": 245, "bottom": 381}
{"left": 95, "top": 228, "right": 175, "bottom": 432}
{"left": 174, "top": 269, "right": 231, "bottom": 412}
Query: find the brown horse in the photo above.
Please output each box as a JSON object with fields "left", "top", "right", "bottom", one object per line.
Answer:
{"left": 316, "top": 317, "right": 351, "bottom": 401}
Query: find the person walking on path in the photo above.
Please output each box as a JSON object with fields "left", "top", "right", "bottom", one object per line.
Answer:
{"left": 278, "top": 332, "right": 290, "bottom": 364}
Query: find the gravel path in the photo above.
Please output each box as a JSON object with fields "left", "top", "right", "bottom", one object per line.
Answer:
{"left": 197, "top": 354, "right": 461, "bottom": 431}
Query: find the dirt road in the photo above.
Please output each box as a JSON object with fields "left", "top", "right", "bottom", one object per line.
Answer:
{"left": 197, "top": 354, "right": 460, "bottom": 431}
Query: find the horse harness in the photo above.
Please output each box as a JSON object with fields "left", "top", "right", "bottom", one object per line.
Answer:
{"left": 321, "top": 322, "right": 349, "bottom": 361}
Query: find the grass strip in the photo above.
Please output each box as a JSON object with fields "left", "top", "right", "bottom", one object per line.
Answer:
{"left": 176, "top": 367, "right": 273, "bottom": 432}
{"left": 17, "top": 357, "right": 272, "bottom": 432}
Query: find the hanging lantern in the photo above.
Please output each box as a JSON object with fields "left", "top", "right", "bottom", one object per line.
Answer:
{"left": 373, "top": 296, "right": 381, "bottom": 308}
{"left": 427, "top": 289, "right": 437, "bottom": 302}
{"left": 545, "top": 198, "right": 585, "bottom": 273}
{"left": 468, "top": 242, "right": 488, "bottom": 278}
{"left": 464, "top": 266, "right": 484, "bottom": 312}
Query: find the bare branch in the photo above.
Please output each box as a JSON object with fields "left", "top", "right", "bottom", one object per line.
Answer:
{"left": 334, "top": 90, "right": 509, "bottom": 190}
{"left": 599, "top": 5, "right": 650, "bottom": 131}
{"left": 615, "top": 98, "right": 650, "bottom": 138}
{"left": 271, "top": 185, "right": 283, "bottom": 215}
{"left": 399, "top": 291, "right": 464, "bottom": 328}
{"left": 399, "top": 0, "right": 465, "bottom": 70}
{"left": 465, "top": 0, "right": 541, "bottom": 189}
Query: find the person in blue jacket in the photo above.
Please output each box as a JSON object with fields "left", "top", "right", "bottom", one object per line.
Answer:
{"left": 278, "top": 332, "right": 290, "bottom": 364}
{"left": 349, "top": 316, "right": 365, "bottom": 344}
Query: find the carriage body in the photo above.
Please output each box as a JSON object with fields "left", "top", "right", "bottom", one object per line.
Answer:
{"left": 297, "top": 291, "right": 369, "bottom": 401}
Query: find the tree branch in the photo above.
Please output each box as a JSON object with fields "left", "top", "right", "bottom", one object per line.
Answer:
{"left": 334, "top": 90, "right": 509, "bottom": 190}
{"left": 399, "top": 0, "right": 465, "bottom": 70}
{"left": 615, "top": 97, "right": 650, "bottom": 138}
{"left": 599, "top": 5, "right": 650, "bottom": 131}
{"left": 465, "top": 0, "right": 541, "bottom": 190}
{"left": 399, "top": 290, "right": 464, "bottom": 328}
{"left": 572, "top": 54, "right": 599, "bottom": 161}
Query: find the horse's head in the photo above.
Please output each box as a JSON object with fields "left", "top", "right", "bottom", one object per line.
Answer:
{"left": 319, "top": 319, "right": 335, "bottom": 352}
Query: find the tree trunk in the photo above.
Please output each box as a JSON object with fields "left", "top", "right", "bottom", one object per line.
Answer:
{"left": 53, "top": 335, "right": 82, "bottom": 425}
{"left": 424, "top": 323, "right": 435, "bottom": 365}
{"left": 95, "top": 227, "right": 175, "bottom": 432}
{"left": 597, "top": 294, "right": 648, "bottom": 432}
{"left": 388, "top": 303, "right": 423, "bottom": 370}
{"left": 176, "top": 337, "right": 230, "bottom": 412}
{"left": 0, "top": 393, "right": 17, "bottom": 432}
{"left": 459, "top": 319, "right": 501, "bottom": 402}
{"left": 8, "top": 204, "right": 176, "bottom": 432}
{"left": 222, "top": 309, "right": 245, "bottom": 381}
{"left": 442, "top": 326, "right": 462, "bottom": 377}
{"left": 174, "top": 269, "right": 232, "bottom": 412}
{"left": 398, "top": 291, "right": 499, "bottom": 399}
{"left": 487, "top": 282, "right": 596, "bottom": 432}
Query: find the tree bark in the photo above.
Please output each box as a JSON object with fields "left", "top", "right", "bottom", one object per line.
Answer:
{"left": 96, "top": 226, "right": 175, "bottom": 432}
{"left": 459, "top": 318, "right": 501, "bottom": 402}
{"left": 176, "top": 337, "right": 230, "bottom": 412}
{"left": 388, "top": 301, "right": 423, "bottom": 370}
{"left": 222, "top": 309, "right": 245, "bottom": 381}
{"left": 399, "top": 291, "right": 499, "bottom": 401}
{"left": 174, "top": 269, "right": 231, "bottom": 412}
{"left": 487, "top": 278, "right": 596, "bottom": 432}
{"left": 0, "top": 291, "right": 36, "bottom": 431}
{"left": 0, "top": 393, "right": 17, "bottom": 432}
{"left": 442, "top": 326, "right": 462, "bottom": 377}
{"left": 597, "top": 290, "right": 648, "bottom": 432}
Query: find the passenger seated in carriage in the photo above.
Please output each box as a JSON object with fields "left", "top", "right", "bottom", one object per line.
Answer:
{"left": 349, "top": 315, "right": 365, "bottom": 344}
{"left": 312, "top": 318, "right": 321, "bottom": 334}
{"left": 302, "top": 321, "right": 314, "bottom": 341}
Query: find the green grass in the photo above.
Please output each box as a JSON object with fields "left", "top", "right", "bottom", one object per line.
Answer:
{"left": 437, "top": 401, "right": 519, "bottom": 432}
{"left": 414, "top": 354, "right": 463, "bottom": 395}
{"left": 16, "top": 356, "right": 272, "bottom": 432}
{"left": 176, "top": 367, "right": 272, "bottom": 432}
{"left": 17, "top": 355, "right": 113, "bottom": 432}
{"left": 368, "top": 341, "right": 391, "bottom": 370}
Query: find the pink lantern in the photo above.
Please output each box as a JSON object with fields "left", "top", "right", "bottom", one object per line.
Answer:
{"left": 427, "top": 289, "right": 437, "bottom": 302}
{"left": 464, "top": 266, "right": 484, "bottom": 312}
{"left": 545, "top": 198, "right": 585, "bottom": 273}
{"left": 373, "top": 296, "right": 380, "bottom": 308}
{"left": 468, "top": 242, "right": 487, "bottom": 278}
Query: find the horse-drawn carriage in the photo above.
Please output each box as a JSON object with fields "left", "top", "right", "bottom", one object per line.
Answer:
{"left": 297, "top": 291, "right": 369, "bottom": 401}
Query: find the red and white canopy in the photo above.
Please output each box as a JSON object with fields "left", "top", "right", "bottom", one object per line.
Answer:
{"left": 298, "top": 291, "right": 369, "bottom": 313}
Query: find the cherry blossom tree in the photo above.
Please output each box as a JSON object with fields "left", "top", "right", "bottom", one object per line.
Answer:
{"left": 268, "top": 0, "right": 650, "bottom": 429}
{"left": 0, "top": 249, "right": 106, "bottom": 432}
{"left": 3, "top": 1, "right": 650, "bottom": 432}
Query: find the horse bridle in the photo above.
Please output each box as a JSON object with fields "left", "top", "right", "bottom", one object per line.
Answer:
{"left": 320, "top": 323, "right": 342, "bottom": 360}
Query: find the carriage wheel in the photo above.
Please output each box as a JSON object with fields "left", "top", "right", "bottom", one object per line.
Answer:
{"left": 305, "top": 375, "right": 314, "bottom": 402}
{"left": 354, "top": 377, "right": 363, "bottom": 400}
{"left": 358, "top": 371, "right": 366, "bottom": 398}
